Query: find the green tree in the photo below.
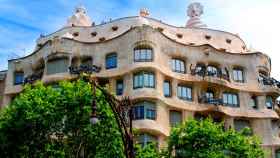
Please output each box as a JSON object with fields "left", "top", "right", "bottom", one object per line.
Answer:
{"left": 0, "top": 80, "right": 125, "bottom": 157}
{"left": 166, "top": 118, "right": 265, "bottom": 158}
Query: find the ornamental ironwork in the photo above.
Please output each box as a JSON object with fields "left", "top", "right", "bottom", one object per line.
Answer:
{"left": 259, "top": 74, "right": 280, "bottom": 89}
{"left": 69, "top": 65, "right": 101, "bottom": 75}
{"left": 24, "top": 71, "right": 43, "bottom": 84}
{"left": 190, "top": 64, "right": 230, "bottom": 81}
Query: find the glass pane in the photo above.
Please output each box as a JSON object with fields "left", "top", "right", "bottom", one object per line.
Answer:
{"left": 180, "top": 61, "right": 185, "bottom": 72}
{"left": 144, "top": 73, "right": 149, "bottom": 87}
{"left": 140, "top": 50, "right": 146, "bottom": 60}
{"left": 147, "top": 49, "right": 152, "bottom": 60}
{"left": 149, "top": 74, "right": 154, "bottom": 87}
{"left": 228, "top": 94, "right": 233, "bottom": 105}
{"left": 135, "top": 50, "right": 140, "bottom": 60}
{"left": 182, "top": 87, "right": 187, "bottom": 98}
{"left": 177, "top": 86, "right": 182, "bottom": 98}
{"left": 164, "top": 81, "right": 171, "bottom": 97}
{"left": 170, "top": 111, "right": 182, "bottom": 127}
{"left": 223, "top": 94, "right": 228, "bottom": 104}
{"left": 47, "top": 58, "right": 68, "bottom": 74}
{"left": 172, "top": 59, "right": 176, "bottom": 71}
{"left": 187, "top": 88, "right": 192, "bottom": 100}
{"left": 139, "top": 74, "right": 144, "bottom": 87}
{"left": 233, "top": 95, "right": 238, "bottom": 106}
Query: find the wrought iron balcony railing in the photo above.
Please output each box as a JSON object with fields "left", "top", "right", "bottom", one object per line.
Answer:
{"left": 199, "top": 96, "right": 223, "bottom": 105}
{"left": 190, "top": 64, "right": 230, "bottom": 81}
{"left": 259, "top": 74, "right": 280, "bottom": 89}
{"left": 69, "top": 65, "right": 101, "bottom": 75}
{"left": 24, "top": 70, "right": 43, "bottom": 84}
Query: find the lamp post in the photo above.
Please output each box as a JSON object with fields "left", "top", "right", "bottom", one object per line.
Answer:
{"left": 69, "top": 64, "right": 135, "bottom": 158}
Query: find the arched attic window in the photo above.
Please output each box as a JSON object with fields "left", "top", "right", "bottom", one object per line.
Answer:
{"left": 134, "top": 45, "right": 153, "bottom": 62}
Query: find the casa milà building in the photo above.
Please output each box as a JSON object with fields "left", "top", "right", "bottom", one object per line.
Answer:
{"left": 0, "top": 2, "right": 280, "bottom": 157}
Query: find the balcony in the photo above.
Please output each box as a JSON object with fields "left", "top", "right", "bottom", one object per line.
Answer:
{"left": 259, "top": 74, "right": 280, "bottom": 89}
{"left": 69, "top": 64, "right": 101, "bottom": 75}
{"left": 199, "top": 95, "right": 223, "bottom": 106}
{"left": 190, "top": 64, "right": 230, "bottom": 81}
{"left": 24, "top": 70, "right": 43, "bottom": 84}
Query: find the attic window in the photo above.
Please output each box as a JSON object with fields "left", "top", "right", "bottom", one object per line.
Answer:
{"left": 176, "top": 33, "right": 183, "bottom": 39}
{"left": 205, "top": 35, "right": 211, "bottom": 40}
{"left": 226, "top": 39, "right": 232, "bottom": 44}
{"left": 73, "top": 32, "right": 79, "bottom": 37}
{"left": 91, "top": 32, "right": 97, "bottom": 37}
{"left": 157, "top": 27, "right": 164, "bottom": 32}
{"left": 99, "top": 37, "right": 106, "bottom": 42}
{"left": 189, "top": 43, "right": 195, "bottom": 46}
{"left": 112, "top": 26, "right": 118, "bottom": 31}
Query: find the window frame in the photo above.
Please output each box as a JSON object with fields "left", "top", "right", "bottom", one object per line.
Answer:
{"left": 163, "top": 80, "right": 172, "bottom": 97}
{"left": 133, "top": 71, "right": 155, "bottom": 89}
{"left": 132, "top": 101, "right": 156, "bottom": 120}
{"left": 171, "top": 58, "right": 186, "bottom": 74}
{"left": 206, "top": 65, "right": 219, "bottom": 77}
{"left": 105, "top": 53, "right": 117, "bottom": 69}
{"left": 249, "top": 96, "right": 258, "bottom": 109}
{"left": 177, "top": 85, "right": 192, "bottom": 101}
{"left": 222, "top": 92, "right": 239, "bottom": 107}
{"left": 134, "top": 46, "right": 153, "bottom": 62}
{"left": 137, "top": 133, "right": 157, "bottom": 147}
{"left": 233, "top": 67, "right": 245, "bottom": 83}
{"left": 46, "top": 57, "right": 69, "bottom": 75}
{"left": 14, "top": 71, "right": 24, "bottom": 85}
{"left": 169, "top": 110, "right": 182, "bottom": 127}
{"left": 266, "top": 96, "right": 274, "bottom": 109}
{"left": 116, "top": 79, "right": 124, "bottom": 96}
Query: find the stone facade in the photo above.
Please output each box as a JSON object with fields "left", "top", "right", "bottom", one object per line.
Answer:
{"left": 1, "top": 4, "right": 280, "bottom": 157}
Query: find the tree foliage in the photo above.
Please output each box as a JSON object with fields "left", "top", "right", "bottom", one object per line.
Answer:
{"left": 166, "top": 118, "right": 265, "bottom": 158}
{"left": 0, "top": 80, "right": 125, "bottom": 157}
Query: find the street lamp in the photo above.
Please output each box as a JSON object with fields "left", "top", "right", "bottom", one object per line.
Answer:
{"left": 69, "top": 64, "right": 135, "bottom": 158}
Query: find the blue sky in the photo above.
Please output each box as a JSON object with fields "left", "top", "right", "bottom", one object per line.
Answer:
{"left": 0, "top": 0, "right": 280, "bottom": 78}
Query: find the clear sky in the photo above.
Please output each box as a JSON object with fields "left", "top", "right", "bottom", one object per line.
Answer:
{"left": 0, "top": 0, "right": 279, "bottom": 79}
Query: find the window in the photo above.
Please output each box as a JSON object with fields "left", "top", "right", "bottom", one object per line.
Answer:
{"left": 223, "top": 92, "right": 239, "bottom": 107}
{"left": 207, "top": 65, "right": 218, "bottom": 77}
{"left": 233, "top": 68, "right": 244, "bottom": 83}
{"left": 171, "top": 59, "right": 185, "bottom": 73}
{"left": 14, "top": 71, "right": 24, "bottom": 85}
{"left": 170, "top": 111, "right": 182, "bottom": 127}
{"left": 106, "top": 53, "right": 117, "bottom": 69}
{"left": 134, "top": 46, "right": 153, "bottom": 62}
{"left": 195, "top": 63, "right": 206, "bottom": 74}
{"left": 163, "top": 80, "right": 171, "bottom": 97}
{"left": 266, "top": 96, "right": 274, "bottom": 109}
{"left": 234, "top": 119, "right": 251, "bottom": 133}
{"left": 137, "top": 133, "right": 157, "bottom": 147}
{"left": 47, "top": 58, "right": 69, "bottom": 75}
{"left": 116, "top": 79, "right": 124, "bottom": 95}
{"left": 177, "top": 85, "right": 192, "bottom": 101}
{"left": 249, "top": 96, "right": 258, "bottom": 109}
{"left": 258, "top": 71, "right": 268, "bottom": 84}
{"left": 206, "top": 90, "right": 214, "bottom": 100}
{"left": 132, "top": 101, "right": 156, "bottom": 120}
{"left": 133, "top": 71, "right": 155, "bottom": 89}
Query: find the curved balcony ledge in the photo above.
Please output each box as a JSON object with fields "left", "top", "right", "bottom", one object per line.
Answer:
{"left": 132, "top": 119, "right": 169, "bottom": 136}
{"left": 129, "top": 92, "right": 279, "bottom": 119}
{"left": 93, "top": 63, "right": 280, "bottom": 94}
{"left": 41, "top": 72, "right": 75, "bottom": 84}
